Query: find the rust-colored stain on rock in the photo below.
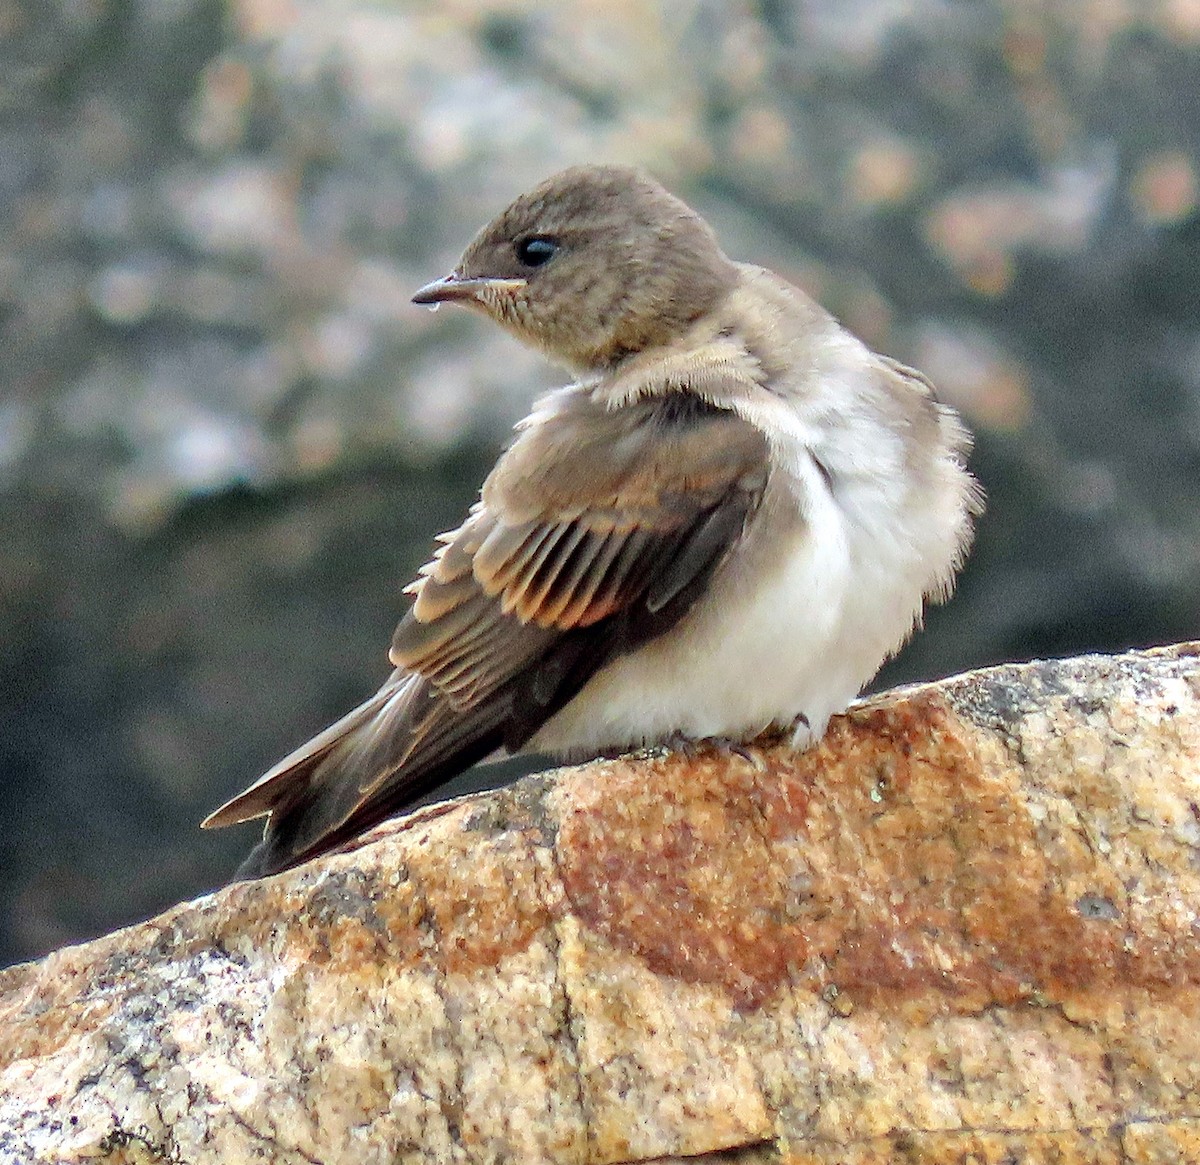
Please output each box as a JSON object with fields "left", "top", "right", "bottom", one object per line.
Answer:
{"left": 556, "top": 753, "right": 812, "bottom": 1009}
{"left": 556, "top": 694, "right": 1200, "bottom": 1012}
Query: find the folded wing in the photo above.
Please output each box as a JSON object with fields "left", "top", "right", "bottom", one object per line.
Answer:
{"left": 204, "top": 384, "right": 769, "bottom": 876}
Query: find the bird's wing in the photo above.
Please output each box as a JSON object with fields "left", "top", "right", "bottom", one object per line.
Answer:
{"left": 392, "top": 385, "right": 771, "bottom": 730}
{"left": 204, "top": 383, "right": 769, "bottom": 875}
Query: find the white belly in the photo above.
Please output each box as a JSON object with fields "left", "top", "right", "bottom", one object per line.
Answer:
{"left": 529, "top": 463, "right": 944, "bottom": 757}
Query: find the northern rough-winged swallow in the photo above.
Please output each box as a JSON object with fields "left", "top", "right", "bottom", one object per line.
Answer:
{"left": 204, "top": 164, "right": 982, "bottom": 878}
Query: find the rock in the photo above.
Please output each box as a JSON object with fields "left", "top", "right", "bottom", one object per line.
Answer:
{"left": 2, "top": 643, "right": 1200, "bottom": 1164}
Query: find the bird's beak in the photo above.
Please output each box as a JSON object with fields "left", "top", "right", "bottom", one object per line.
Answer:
{"left": 411, "top": 273, "right": 527, "bottom": 306}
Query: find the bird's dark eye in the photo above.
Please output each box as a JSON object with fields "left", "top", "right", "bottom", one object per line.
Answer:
{"left": 515, "top": 236, "right": 559, "bottom": 268}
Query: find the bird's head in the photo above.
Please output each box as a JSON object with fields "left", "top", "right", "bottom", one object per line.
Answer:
{"left": 412, "top": 165, "right": 738, "bottom": 371}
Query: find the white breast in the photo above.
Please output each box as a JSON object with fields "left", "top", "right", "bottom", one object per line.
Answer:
{"left": 532, "top": 490, "right": 906, "bottom": 756}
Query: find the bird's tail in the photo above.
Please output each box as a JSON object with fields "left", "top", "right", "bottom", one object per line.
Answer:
{"left": 203, "top": 670, "right": 506, "bottom": 879}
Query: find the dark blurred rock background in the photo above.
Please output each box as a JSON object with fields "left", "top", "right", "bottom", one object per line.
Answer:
{"left": 2, "top": 0, "right": 1199, "bottom": 966}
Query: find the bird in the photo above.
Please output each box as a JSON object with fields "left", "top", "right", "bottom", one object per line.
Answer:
{"left": 203, "top": 163, "right": 981, "bottom": 879}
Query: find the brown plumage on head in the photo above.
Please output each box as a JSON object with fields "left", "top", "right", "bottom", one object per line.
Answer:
{"left": 413, "top": 165, "right": 739, "bottom": 370}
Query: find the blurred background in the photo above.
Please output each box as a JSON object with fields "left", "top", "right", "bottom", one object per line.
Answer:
{"left": 3, "top": 0, "right": 1200, "bottom": 967}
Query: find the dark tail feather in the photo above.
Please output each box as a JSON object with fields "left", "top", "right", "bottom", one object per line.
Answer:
{"left": 215, "top": 673, "right": 511, "bottom": 879}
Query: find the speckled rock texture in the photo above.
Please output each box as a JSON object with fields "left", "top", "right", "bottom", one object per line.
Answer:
{"left": 2, "top": 644, "right": 1199, "bottom": 1164}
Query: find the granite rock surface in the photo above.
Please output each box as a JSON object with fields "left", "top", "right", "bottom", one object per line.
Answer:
{"left": 2, "top": 644, "right": 1199, "bottom": 1163}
